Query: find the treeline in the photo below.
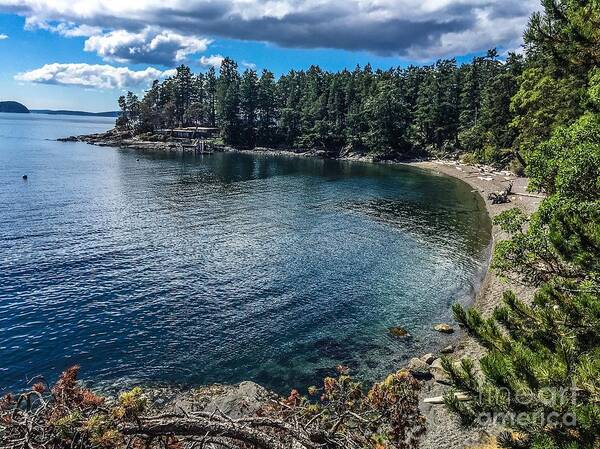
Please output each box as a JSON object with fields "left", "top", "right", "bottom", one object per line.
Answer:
{"left": 118, "top": 49, "right": 526, "bottom": 166}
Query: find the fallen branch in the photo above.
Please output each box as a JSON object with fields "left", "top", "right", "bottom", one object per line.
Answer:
{"left": 121, "top": 417, "right": 307, "bottom": 449}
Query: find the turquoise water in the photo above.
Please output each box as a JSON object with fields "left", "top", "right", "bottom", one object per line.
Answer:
{"left": 0, "top": 113, "right": 491, "bottom": 394}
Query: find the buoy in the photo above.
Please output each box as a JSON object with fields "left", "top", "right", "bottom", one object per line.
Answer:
{"left": 22, "top": 175, "right": 28, "bottom": 180}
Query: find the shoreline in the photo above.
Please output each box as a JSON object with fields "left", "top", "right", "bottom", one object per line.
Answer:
{"left": 62, "top": 131, "right": 543, "bottom": 448}
{"left": 409, "top": 161, "right": 542, "bottom": 449}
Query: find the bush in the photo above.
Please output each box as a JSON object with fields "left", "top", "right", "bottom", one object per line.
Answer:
{"left": 1, "top": 366, "right": 426, "bottom": 449}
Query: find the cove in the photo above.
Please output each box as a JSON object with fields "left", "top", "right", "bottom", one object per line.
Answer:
{"left": 0, "top": 113, "right": 492, "bottom": 394}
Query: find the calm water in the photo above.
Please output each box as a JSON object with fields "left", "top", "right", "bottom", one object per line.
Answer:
{"left": 0, "top": 113, "right": 491, "bottom": 394}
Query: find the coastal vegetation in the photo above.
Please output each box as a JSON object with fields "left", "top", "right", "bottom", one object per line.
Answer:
{"left": 115, "top": 50, "right": 524, "bottom": 165}
{"left": 442, "top": 1, "right": 600, "bottom": 448}
{"left": 0, "top": 365, "right": 426, "bottom": 449}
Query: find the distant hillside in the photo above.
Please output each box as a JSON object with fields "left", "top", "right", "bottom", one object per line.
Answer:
{"left": 0, "top": 101, "right": 30, "bottom": 113}
{"left": 31, "top": 109, "right": 119, "bottom": 118}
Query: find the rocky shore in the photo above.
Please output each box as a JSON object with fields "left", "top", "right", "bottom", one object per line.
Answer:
{"left": 59, "top": 129, "right": 340, "bottom": 159}
{"left": 58, "top": 128, "right": 409, "bottom": 162}
{"left": 62, "top": 130, "right": 543, "bottom": 448}
{"left": 410, "top": 160, "right": 542, "bottom": 449}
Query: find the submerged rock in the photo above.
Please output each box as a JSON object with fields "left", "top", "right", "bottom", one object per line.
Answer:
{"left": 389, "top": 326, "right": 410, "bottom": 338}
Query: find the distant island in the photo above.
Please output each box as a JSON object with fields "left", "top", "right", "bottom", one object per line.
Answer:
{"left": 31, "top": 109, "right": 119, "bottom": 117}
{"left": 0, "top": 102, "right": 117, "bottom": 117}
{"left": 0, "top": 101, "right": 30, "bottom": 113}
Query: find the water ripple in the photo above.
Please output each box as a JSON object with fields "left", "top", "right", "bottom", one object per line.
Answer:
{"left": 0, "top": 114, "right": 491, "bottom": 394}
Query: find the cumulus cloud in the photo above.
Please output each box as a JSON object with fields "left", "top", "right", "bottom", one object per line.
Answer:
{"left": 0, "top": 33, "right": 8, "bottom": 40}
{"left": 199, "top": 54, "right": 224, "bottom": 69}
{"left": 84, "top": 28, "right": 211, "bottom": 65}
{"left": 15, "top": 63, "right": 175, "bottom": 89}
{"left": 0, "top": 0, "right": 540, "bottom": 59}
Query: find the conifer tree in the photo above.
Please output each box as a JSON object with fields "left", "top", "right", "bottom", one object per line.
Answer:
{"left": 257, "top": 69, "right": 277, "bottom": 146}
{"left": 239, "top": 69, "right": 259, "bottom": 148}
{"left": 216, "top": 57, "right": 241, "bottom": 144}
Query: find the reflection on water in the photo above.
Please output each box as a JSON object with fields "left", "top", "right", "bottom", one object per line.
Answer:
{"left": 0, "top": 114, "right": 491, "bottom": 394}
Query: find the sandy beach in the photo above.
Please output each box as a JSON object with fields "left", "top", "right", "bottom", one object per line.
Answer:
{"left": 411, "top": 160, "right": 543, "bottom": 449}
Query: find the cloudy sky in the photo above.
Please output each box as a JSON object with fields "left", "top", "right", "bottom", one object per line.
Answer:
{"left": 0, "top": 0, "right": 539, "bottom": 111}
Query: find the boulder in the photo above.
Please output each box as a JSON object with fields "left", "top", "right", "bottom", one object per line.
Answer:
{"left": 434, "top": 323, "right": 455, "bottom": 334}
{"left": 203, "top": 381, "right": 272, "bottom": 418}
{"left": 420, "top": 353, "right": 436, "bottom": 365}
{"left": 170, "top": 381, "right": 274, "bottom": 419}
{"left": 407, "top": 357, "right": 432, "bottom": 380}
{"left": 430, "top": 358, "right": 452, "bottom": 385}
{"left": 441, "top": 345, "right": 455, "bottom": 354}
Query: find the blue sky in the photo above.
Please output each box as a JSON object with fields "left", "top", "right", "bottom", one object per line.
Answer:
{"left": 0, "top": 1, "right": 539, "bottom": 112}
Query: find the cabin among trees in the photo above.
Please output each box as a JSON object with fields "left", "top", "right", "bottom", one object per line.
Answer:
{"left": 155, "top": 127, "right": 219, "bottom": 139}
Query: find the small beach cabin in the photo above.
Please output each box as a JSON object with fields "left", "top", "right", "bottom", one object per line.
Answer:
{"left": 156, "top": 127, "right": 219, "bottom": 139}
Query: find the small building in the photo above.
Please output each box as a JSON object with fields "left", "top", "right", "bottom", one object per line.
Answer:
{"left": 156, "top": 127, "right": 219, "bottom": 139}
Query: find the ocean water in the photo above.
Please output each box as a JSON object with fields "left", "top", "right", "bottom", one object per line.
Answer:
{"left": 0, "top": 113, "right": 491, "bottom": 394}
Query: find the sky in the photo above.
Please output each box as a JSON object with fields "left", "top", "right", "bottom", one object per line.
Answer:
{"left": 0, "top": 1, "right": 540, "bottom": 112}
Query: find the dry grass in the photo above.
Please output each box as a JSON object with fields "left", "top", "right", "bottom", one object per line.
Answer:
{"left": 467, "top": 437, "right": 500, "bottom": 449}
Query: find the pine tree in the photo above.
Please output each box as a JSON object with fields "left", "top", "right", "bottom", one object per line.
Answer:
{"left": 364, "top": 80, "right": 410, "bottom": 155}
{"left": 239, "top": 69, "right": 259, "bottom": 148}
{"left": 205, "top": 66, "right": 218, "bottom": 127}
{"left": 216, "top": 57, "right": 241, "bottom": 144}
{"left": 173, "top": 65, "right": 193, "bottom": 126}
{"left": 257, "top": 69, "right": 277, "bottom": 146}
{"left": 443, "top": 4, "right": 600, "bottom": 445}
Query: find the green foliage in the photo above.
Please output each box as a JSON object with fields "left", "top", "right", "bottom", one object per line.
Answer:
{"left": 448, "top": 280, "right": 600, "bottom": 448}
{"left": 113, "top": 386, "right": 147, "bottom": 421}
{"left": 527, "top": 113, "right": 600, "bottom": 197}
{"left": 524, "top": 0, "right": 600, "bottom": 76}
{"left": 510, "top": 68, "right": 583, "bottom": 154}
{"left": 216, "top": 57, "right": 241, "bottom": 144}
{"left": 118, "top": 50, "right": 525, "bottom": 162}
{"left": 445, "top": 3, "right": 600, "bottom": 447}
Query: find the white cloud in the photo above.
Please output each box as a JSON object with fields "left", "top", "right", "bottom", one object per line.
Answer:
{"left": 24, "top": 17, "right": 101, "bottom": 37}
{"left": 0, "top": 0, "right": 541, "bottom": 59}
{"left": 54, "top": 23, "right": 103, "bottom": 37}
{"left": 241, "top": 61, "right": 257, "bottom": 70}
{"left": 84, "top": 27, "right": 211, "bottom": 65}
{"left": 0, "top": 33, "right": 8, "bottom": 40}
{"left": 199, "top": 54, "right": 224, "bottom": 69}
{"left": 15, "top": 63, "right": 175, "bottom": 89}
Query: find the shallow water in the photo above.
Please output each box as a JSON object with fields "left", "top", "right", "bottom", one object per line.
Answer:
{"left": 0, "top": 113, "right": 491, "bottom": 394}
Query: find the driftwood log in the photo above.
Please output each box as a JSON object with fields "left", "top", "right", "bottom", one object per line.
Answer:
{"left": 488, "top": 182, "right": 513, "bottom": 204}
